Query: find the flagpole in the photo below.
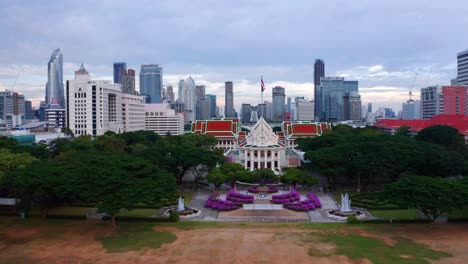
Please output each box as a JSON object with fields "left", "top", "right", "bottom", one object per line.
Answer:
{"left": 261, "top": 76, "right": 263, "bottom": 105}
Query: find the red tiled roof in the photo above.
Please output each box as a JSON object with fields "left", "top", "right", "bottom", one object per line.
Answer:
{"left": 375, "top": 115, "right": 468, "bottom": 135}
{"left": 292, "top": 124, "right": 318, "bottom": 134}
{"left": 206, "top": 120, "right": 232, "bottom": 131}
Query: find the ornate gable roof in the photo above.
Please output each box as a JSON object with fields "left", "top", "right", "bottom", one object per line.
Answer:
{"left": 245, "top": 117, "right": 279, "bottom": 147}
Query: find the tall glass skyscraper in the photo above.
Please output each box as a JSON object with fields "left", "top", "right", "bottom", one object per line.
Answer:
{"left": 314, "top": 59, "right": 325, "bottom": 120}
{"left": 272, "top": 86, "right": 286, "bottom": 121}
{"left": 113, "top": 62, "right": 127, "bottom": 84}
{"left": 139, "top": 64, "right": 163, "bottom": 103}
{"left": 317, "top": 77, "right": 358, "bottom": 121}
{"left": 45, "top": 49, "right": 64, "bottom": 108}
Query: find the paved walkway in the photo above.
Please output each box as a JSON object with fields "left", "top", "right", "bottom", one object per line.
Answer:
{"left": 187, "top": 190, "right": 343, "bottom": 222}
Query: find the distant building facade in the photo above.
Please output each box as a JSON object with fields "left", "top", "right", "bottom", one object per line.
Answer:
{"left": 66, "top": 64, "right": 123, "bottom": 136}
{"left": 316, "top": 77, "right": 359, "bottom": 121}
{"left": 140, "top": 64, "right": 163, "bottom": 103}
{"left": 45, "top": 49, "right": 65, "bottom": 108}
{"left": 225, "top": 81, "right": 234, "bottom": 118}
{"left": 401, "top": 100, "right": 421, "bottom": 120}
{"left": 314, "top": 59, "right": 325, "bottom": 120}
{"left": 272, "top": 86, "right": 286, "bottom": 121}
{"left": 457, "top": 50, "right": 468, "bottom": 85}
{"left": 145, "top": 103, "right": 184, "bottom": 135}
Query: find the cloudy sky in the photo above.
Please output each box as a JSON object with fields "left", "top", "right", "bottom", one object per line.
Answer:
{"left": 0, "top": 0, "right": 467, "bottom": 112}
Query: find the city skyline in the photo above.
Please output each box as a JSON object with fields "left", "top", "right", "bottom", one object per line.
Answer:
{"left": 1, "top": 1, "right": 468, "bottom": 112}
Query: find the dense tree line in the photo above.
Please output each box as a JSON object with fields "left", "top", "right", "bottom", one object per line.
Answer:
{"left": 0, "top": 131, "right": 224, "bottom": 226}
{"left": 297, "top": 125, "right": 468, "bottom": 192}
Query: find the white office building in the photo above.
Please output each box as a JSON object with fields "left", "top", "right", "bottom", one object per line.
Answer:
{"left": 121, "top": 94, "right": 145, "bottom": 132}
{"left": 420, "top": 86, "right": 443, "bottom": 119}
{"left": 145, "top": 103, "right": 184, "bottom": 135}
{"left": 66, "top": 64, "right": 123, "bottom": 136}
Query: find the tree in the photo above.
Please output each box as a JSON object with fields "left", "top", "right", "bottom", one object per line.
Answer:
{"left": 3, "top": 161, "right": 65, "bottom": 218}
{"left": 62, "top": 152, "right": 176, "bottom": 226}
{"left": 272, "top": 126, "right": 282, "bottom": 133}
{"left": 416, "top": 125, "right": 464, "bottom": 150}
{"left": 61, "top": 127, "right": 75, "bottom": 138}
{"left": 220, "top": 163, "right": 250, "bottom": 185}
{"left": 94, "top": 135, "right": 127, "bottom": 153}
{"left": 0, "top": 148, "right": 37, "bottom": 179}
{"left": 281, "top": 168, "right": 318, "bottom": 189}
{"left": 396, "top": 125, "right": 411, "bottom": 137}
{"left": 206, "top": 168, "right": 227, "bottom": 189}
{"left": 253, "top": 169, "right": 278, "bottom": 184}
{"left": 384, "top": 176, "right": 467, "bottom": 222}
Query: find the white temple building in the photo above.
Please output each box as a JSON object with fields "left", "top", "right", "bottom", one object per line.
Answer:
{"left": 236, "top": 117, "right": 288, "bottom": 171}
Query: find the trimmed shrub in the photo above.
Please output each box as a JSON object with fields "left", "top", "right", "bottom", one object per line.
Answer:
{"left": 169, "top": 211, "right": 180, "bottom": 222}
{"left": 347, "top": 215, "right": 359, "bottom": 224}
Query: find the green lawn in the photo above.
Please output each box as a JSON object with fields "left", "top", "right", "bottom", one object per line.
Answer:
{"left": 30, "top": 206, "right": 159, "bottom": 218}
{"left": 370, "top": 209, "right": 421, "bottom": 220}
{"left": 448, "top": 207, "right": 468, "bottom": 218}
{"left": 310, "top": 233, "right": 451, "bottom": 264}
{"left": 97, "top": 223, "right": 176, "bottom": 253}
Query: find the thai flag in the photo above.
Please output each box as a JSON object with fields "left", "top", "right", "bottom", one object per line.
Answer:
{"left": 261, "top": 76, "right": 265, "bottom": 92}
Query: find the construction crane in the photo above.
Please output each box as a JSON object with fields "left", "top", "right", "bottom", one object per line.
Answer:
{"left": 10, "top": 73, "right": 19, "bottom": 92}
{"left": 409, "top": 72, "right": 418, "bottom": 101}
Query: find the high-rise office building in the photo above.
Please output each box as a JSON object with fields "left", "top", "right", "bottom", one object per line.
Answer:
{"left": 272, "top": 86, "right": 286, "bottom": 121}
{"left": 66, "top": 64, "right": 123, "bottom": 136}
{"left": 297, "top": 100, "right": 314, "bottom": 121}
{"left": 45, "top": 49, "right": 64, "bottom": 108}
{"left": 145, "top": 104, "right": 184, "bottom": 135}
{"left": 241, "top": 104, "right": 252, "bottom": 124}
{"left": 402, "top": 100, "right": 421, "bottom": 120}
{"left": 113, "top": 62, "right": 127, "bottom": 85}
{"left": 205, "top": 94, "right": 217, "bottom": 118}
{"left": 114, "top": 62, "right": 136, "bottom": 94}
{"left": 367, "top": 102, "right": 372, "bottom": 113}
{"left": 140, "top": 64, "right": 163, "bottom": 103}
{"left": 317, "top": 77, "right": 359, "bottom": 121}
{"left": 264, "top": 100, "right": 272, "bottom": 121}
{"left": 457, "top": 50, "right": 468, "bottom": 85}
{"left": 177, "top": 77, "right": 196, "bottom": 123}
{"left": 343, "top": 92, "right": 362, "bottom": 121}
{"left": 166, "top": 85, "right": 175, "bottom": 101}
{"left": 225, "top": 81, "right": 234, "bottom": 118}
{"left": 198, "top": 95, "right": 212, "bottom": 120}
{"left": 314, "top": 59, "right": 325, "bottom": 120}
{"left": 0, "top": 90, "right": 25, "bottom": 127}
{"left": 421, "top": 86, "right": 443, "bottom": 119}
{"left": 126, "top": 69, "right": 136, "bottom": 94}
{"left": 442, "top": 86, "right": 468, "bottom": 115}
{"left": 195, "top": 85, "right": 206, "bottom": 120}
{"left": 24, "top": 100, "right": 35, "bottom": 120}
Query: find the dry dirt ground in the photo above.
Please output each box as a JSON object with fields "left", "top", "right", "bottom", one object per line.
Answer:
{"left": 0, "top": 219, "right": 467, "bottom": 264}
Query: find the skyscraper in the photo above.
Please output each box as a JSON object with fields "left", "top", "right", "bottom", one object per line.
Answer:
{"left": 45, "top": 49, "right": 64, "bottom": 108}
{"left": 195, "top": 85, "right": 206, "bottom": 120}
{"left": 343, "top": 92, "right": 362, "bottom": 121}
{"left": 166, "top": 85, "right": 175, "bottom": 101}
{"left": 314, "top": 59, "right": 325, "bottom": 120}
{"left": 225, "top": 81, "right": 234, "bottom": 118}
{"left": 140, "top": 64, "right": 163, "bottom": 103}
{"left": 317, "top": 77, "right": 359, "bottom": 121}
{"left": 272, "top": 86, "right": 286, "bottom": 121}
{"left": 178, "top": 77, "right": 196, "bottom": 122}
{"left": 420, "top": 86, "right": 443, "bottom": 119}
{"left": 113, "top": 62, "right": 127, "bottom": 85}
{"left": 206, "top": 94, "right": 217, "bottom": 118}
{"left": 402, "top": 100, "right": 421, "bottom": 120}
{"left": 126, "top": 69, "right": 136, "bottom": 94}
{"left": 457, "top": 50, "right": 468, "bottom": 85}
{"left": 367, "top": 102, "right": 372, "bottom": 113}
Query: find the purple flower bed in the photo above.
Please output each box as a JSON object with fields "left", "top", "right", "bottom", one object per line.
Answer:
{"left": 226, "top": 189, "right": 254, "bottom": 203}
{"left": 247, "top": 186, "right": 279, "bottom": 194}
{"left": 282, "top": 192, "right": 322, "bottom": 211}
{"left": 204, "top": 198, "right": 240, "bottom": 211}
{"left": 271, "top": 189, "right": 300, "bottom": 204}
{"left": 247, "top": 187, "right": 260, "bottom": 193}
